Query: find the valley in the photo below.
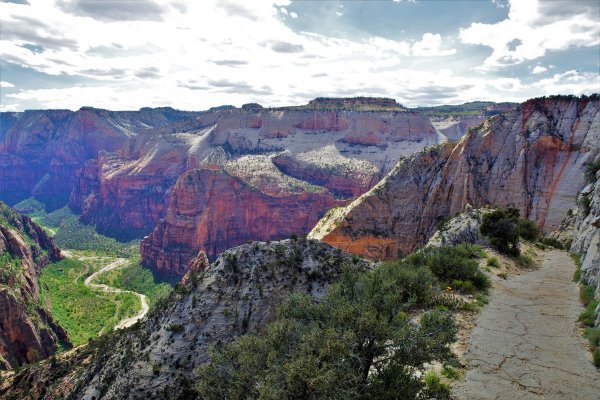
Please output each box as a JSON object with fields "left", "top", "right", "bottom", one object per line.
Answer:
{"left": 0, "top": 95, "right": 598, "bottom": 400}
{"left": 16, "top": 200, "right": 173, "bottom": 347}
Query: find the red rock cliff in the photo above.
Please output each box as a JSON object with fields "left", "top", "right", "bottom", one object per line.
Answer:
{"left": 311, "top": 96, "right": 600, "bottom": 259}
{"left": 141, "top": 163, "right": 346, "bottom": 276}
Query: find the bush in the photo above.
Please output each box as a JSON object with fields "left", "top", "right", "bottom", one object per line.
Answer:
{"left": 579, "top": 299, "right": 600, "bottom": 327}
{"left": 517, "top": 254, "right": 533, "bottom": 268}
{"left": 487, "top": 256, "right": 500, "bottom": 268}
{"left": 539, "top": 237, "right": 564, "bottom": 250}
{"left": 423, "top": 370, "right": 451, "bottom": 399}
{"left": 480, "top": 208, "right": 521, "bottom": 255}
{"left": 518, "top": 219, "right": 540, "bottom": 241}
{"left": 405, "top": 245, "right": 490, "bottom": 291}
{"left": 196, "top": 263, "right": 457, "bottom": 399}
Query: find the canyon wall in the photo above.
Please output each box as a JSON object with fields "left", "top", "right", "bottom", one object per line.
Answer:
{"left": 130, "top": 106, "right": 444, "bottom": 275}
{"left": 0, "top": 107, "right": 200, "bottom": 211}
{"left": 311, "top": 96, "right": 600, "bottom": 260}
{"left": 0, "top": 202, "right": 68, "bottom": 369}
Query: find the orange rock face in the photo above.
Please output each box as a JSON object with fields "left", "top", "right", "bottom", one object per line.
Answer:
{"left": 312, "top": 96, "right": 600, "bottom": 260}
{"left": 141, "top": 167, "right": 345, "bottom": 276}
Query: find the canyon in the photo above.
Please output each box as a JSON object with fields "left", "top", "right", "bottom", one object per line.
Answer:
{"left": 311, "top": 96, "right": 600, "bottom": 259}
{"left": 2, "top": 98, "right": 499, "bottom": 277}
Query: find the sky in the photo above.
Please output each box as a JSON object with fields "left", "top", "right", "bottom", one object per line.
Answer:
{"left": 0, "top": 0, "right": 599, "bottom": 111}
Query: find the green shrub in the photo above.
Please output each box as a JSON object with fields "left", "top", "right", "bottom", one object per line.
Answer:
{"left": 423, "top": 370, "right": 451, "bottom": 399}
{"left": 580, "top": 284, "right": 596, "bottom": 305}
{"left": 487, "top": 256, "right": 500, "bottom": 268}
{"left": 518, "top": 219, "right": 540, "bottom": 241}
{"left": 594, "top": 348, "right": 600, "bottom": 368}
{"left": 517, "top": 254, "right": 533, "bottom": 268}
{"left": 579, "top": 299, "right": 599, "bottom": 327}
{"left": 405, "top": 245, "right": 490, "bottom": 291}
{"left": 196, "top": 263, "right": 458, "bottom": 399}
{"left": 441, "top": 365, "right": 461, "bottom": 380}
{"left": 584, "top": 160, "right": 600, "bottom": 184}
{"left": 539, "top": 237, "right": 564, "bottom": 250}
{"left": 480, "top": 208, "right": 521, "bottom": 255}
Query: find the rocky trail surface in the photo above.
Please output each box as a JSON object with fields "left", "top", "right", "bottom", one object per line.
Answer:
{"left": 81, "top": 257, "right": 149, "bottom": 330}
{"left": 454, "top": 250, "right": 600, "bottom": 399}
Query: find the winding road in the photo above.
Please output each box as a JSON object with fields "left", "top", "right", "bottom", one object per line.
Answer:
{"left": 82, "top": 257, "right": 149, "bottom": 330}
{"left": 454, "top": 250, "right": 600, "bottom": 399}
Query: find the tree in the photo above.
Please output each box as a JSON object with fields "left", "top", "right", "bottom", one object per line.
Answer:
{"left": 480, "top": 207, "right": 521, "bottom": 255}
{"left": 196, "top": 263, "right": 457, "bottom": 399}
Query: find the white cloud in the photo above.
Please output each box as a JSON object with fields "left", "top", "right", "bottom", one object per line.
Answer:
{"left": 0, "top": 0, "right": 596, "bottom": 111}
{"left": 411, "top": 33, "right": 456, "bottom": 57}
{"left": 0, "top": 81, "right": 15, "bottom": 88}
{"left": 460, "top": 0, "right": 600, "bottom": 71}
{"left": 289, "top": 11, "right": 297, "bottom": 19}
{"left": 531, "top": 65, "right": 547, "bottom": 74}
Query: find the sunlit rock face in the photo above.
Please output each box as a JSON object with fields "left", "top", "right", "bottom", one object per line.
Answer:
{"left": 311, "top": 97, "right": 600, "bottom": 260}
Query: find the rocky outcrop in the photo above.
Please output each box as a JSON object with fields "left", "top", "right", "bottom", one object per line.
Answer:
{"left": 0, "top": 239, "right": 370, "bottom": 399}
{"left": 311, "top": 96, "right": 600, "bottom": 260}
{"left": 426, "top": 205, "right": 490, "bottom": 248}
{"left": 141, "top": 161, "right": 346, "bottom": 276}
{"left": 0, "top": 107, "right": 200, "bottom": 211}
{"left": 570, "top": 158, "right": 600, "bottom": 325}
{"left": 0, "top": 202, "right": 68, "bottom": 369}
{"left": 429, "top": 115, "right": 487, "bottom": 141}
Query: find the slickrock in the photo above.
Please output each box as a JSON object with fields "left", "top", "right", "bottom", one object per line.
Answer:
{"left": 0, "top": 202, "right": 68, "bottom": 369}
{"left": 311, "top": 96, "right": 600, "bottom": 260}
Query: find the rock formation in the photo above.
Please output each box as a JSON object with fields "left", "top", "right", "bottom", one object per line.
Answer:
{"left": 0, "top": 202, "right": 68, "bottom": 369}
{"left": 0, "top": 107, "right": 200, "bottom": 211}
{"left": 1, "top": 239, "right": 370, "bottom": 399}
{"left": 311, "top": 96, "right": 600, "bottom": 260}
{"left": 126, "top": 105, "right": 443, "bottom": 275}
{"left": 140, "top": 161, "right": 346, "bottom": 275}
{"left": 570, "top": 157, "right": 600, "bottom": 325}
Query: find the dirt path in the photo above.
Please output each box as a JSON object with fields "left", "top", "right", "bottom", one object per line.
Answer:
{"left": 454, "top": 250, "right": 600, "bottom": 399}
{"left": 83, "top": 258, "right": 150, "bottom": 330}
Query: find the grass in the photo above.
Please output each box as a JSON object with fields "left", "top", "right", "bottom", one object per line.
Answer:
{"left": 38, "top": 257, "right": 141, "bottom": 346}
{"left": 95, "top": 258, "right": 172, "bottom": 306}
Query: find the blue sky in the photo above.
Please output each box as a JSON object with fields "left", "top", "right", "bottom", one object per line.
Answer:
{"left": 0, "top": 0, "right": 598, "bottom": 111}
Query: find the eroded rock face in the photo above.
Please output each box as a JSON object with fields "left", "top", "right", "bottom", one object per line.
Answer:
{"left": 141, "top": 163, "right": 346, "bottom": 276}
{"left": 0, "top": 108, "right": 200, "bottom": 211}
{"left": 0, "top": 202, "right": 68, "bottom": 369}
{"left": 311, "top": 97, "right": 600, "bottom": 260}
{"left": 570, "top": 159, "right": 600, "bottom": 325}
{"left": 8, "top": 240, "right": 369, "bottom": 399}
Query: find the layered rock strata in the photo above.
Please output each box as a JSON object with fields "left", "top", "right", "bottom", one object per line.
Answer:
{"left": 311, "top": 96, "right": 600, "bottom": 260}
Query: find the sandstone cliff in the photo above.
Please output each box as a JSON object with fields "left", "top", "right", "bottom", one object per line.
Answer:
{"left": 0, "top": 202, "right": 68, "bottom": 369}
{"left": 311, "top": 96, "right": 600, "bottom": 260}
{"left": 1, "top": 239, "right": 370, "bottom": 399}
{"left": 140, "top": 160, "right": 346, "bottom": 275}
{"left": 0, "top": 107, "right": 200, "bottom": 211}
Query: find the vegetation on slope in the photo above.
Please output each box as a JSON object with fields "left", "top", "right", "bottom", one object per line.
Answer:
{"left": 197, "top": 244, "right": 491, "bottom": 399}
{"left": 39, "top": 257, "right": 140, "bottom": 346}
{"left": 95, "top": 257, "right": 173, "bottom": 306}
{"left": 14, "top": 199, "right": 138, "bottom": 257}
{"left": 480, "top": 207, "right": 539, "bottom": 256}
